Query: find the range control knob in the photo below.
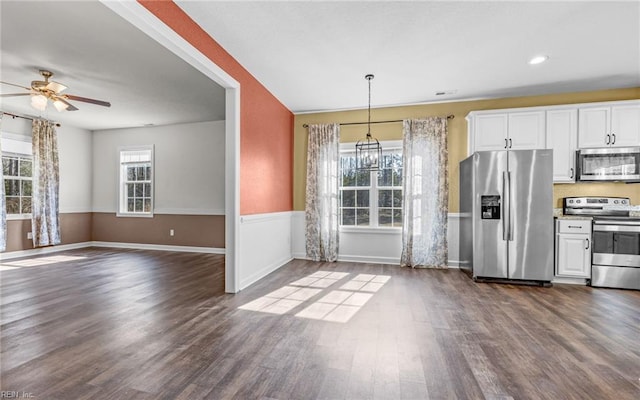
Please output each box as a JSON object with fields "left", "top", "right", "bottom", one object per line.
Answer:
{"left": 621, "top": 199, "right": 628, "bottom": 205}
{"left": 568, "top": 199, "right": 574, "bottom": 203}
{"left": 614, "top": 200, "right": 619, "bottom": 204}
{"left": 576, "top": 200, "right": 581, "bottom": 204}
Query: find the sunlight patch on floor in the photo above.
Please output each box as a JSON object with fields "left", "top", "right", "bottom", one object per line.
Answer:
{"left": 0, "top": 255, "right": 87, "bottom": 270}
{"left": 238, "top": 270, "right": 390, "bottom": 323}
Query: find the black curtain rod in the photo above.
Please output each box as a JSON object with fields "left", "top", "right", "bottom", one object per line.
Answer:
{"left": 302, "top": 114, "right": 454, "bottom": 128}
{"left": 1, "top": 111, "right": 61, "bottom": 127}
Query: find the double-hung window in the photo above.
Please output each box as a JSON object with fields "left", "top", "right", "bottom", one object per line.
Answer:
{"left": 3, "top": 154, "right": 32, "bottom": 216}
{"left": 339, "top": 141, "right": 403, "bottom": 228}
{"left": 2, "top": 133, "right": 33, "bottom": 218}
{"left": 118, "top": 146, "right": 154, "bottom": 217}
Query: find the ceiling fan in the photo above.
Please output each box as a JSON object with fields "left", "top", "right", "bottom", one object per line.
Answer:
{"left": 0, "top": 69, "right": 111, "bottom": 112}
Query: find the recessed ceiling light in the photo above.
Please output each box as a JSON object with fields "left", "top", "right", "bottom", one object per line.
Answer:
{"left": 528, "top": 55, "right": 549, "bottom": 65}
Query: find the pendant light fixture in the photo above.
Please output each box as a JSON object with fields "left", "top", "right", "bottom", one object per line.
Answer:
{"left": 355, "top": 74, "right": 382, "bottom": 171}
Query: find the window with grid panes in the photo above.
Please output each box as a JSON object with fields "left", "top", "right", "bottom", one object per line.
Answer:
{"left": 118, "top": 147, "right": 153, "bottom": 216}
{"left": 2, "top": 154, "right": 32, "bottom": 215}
{"left": 339, "top": 141, "right": 402, "bottom": 228}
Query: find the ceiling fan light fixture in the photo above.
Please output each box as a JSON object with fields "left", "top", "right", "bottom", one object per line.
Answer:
{"left": 31, "top": 94, "right": 48, "bottom": 111}
{"left": 355, "top": 74, "right": 382, "bottom": 171}
{"left": 53, "top": 99, "right": 69, "bottom": 112}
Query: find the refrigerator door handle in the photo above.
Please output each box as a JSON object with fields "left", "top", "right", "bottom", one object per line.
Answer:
{"left": 502, "top": 171, "right": 510, "bottom": 241}
{"left": 507, "top": 171, "right": 513, "bottom": 241}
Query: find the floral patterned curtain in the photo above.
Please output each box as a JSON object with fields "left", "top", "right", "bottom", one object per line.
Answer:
{"left": 0, "top": 113, "right": 6, "bottom": 252}
{"left": 305, "top": 123, "right": 340, "bottom": 262}
{"left": 31, "top": 118, "right": 61, "bottom": 247}
{"left": 401, "top": 117, "right": 449, "bottom": 268}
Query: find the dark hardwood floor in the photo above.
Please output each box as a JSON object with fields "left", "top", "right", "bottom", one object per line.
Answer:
{"left": 1, "top": 248, "right": 639, "bottom": 400}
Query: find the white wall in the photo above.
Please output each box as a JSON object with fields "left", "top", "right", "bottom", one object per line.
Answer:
{"left": 291, "top": 211, "right": 461, "bottom": 266}
{"left": 58, "top": 125, "right": 93, "bottom": 213}
{"left": 92, "top": 120, "right": 225, "bottom": 214}
{"left": 1, "top": 116, "right": 92, "bottom": 214}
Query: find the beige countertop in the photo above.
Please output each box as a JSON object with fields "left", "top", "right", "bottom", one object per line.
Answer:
{"left": 555, "top": 215, "right": 593, "bottom": 220}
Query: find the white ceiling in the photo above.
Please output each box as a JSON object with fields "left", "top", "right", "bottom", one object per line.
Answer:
{"left": 176, "top": 0, "right": 640, "bottom": 113}
{"left": 0, "top": 1, "right": 225, "bottom": 131}
{"left": 1, "top": 1, "right": 638, "bottom": 132}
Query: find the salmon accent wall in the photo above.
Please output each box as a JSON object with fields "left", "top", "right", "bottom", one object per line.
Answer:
{"left": 139, "top": 1, "right": 294, "bottom": 215}
{"left": 294, "top": 87, "right": 640, "bottom": 213}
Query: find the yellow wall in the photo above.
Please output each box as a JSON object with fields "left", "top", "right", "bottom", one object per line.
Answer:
{"left": 294, "top": 87, "right": 640, "bottom": 212}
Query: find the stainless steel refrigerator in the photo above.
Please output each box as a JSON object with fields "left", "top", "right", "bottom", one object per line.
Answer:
{"left": 459, "top": 149, "right": 554, "bottom": 284}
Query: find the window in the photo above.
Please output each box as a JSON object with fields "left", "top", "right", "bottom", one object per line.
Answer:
{"left": 118, "top": 146, "right": 153, "bottom": 216}
{"left": 2, "top": 154, "right": 32, "bottom": 215}
{"left": 339, "top": 141, "right": 403, "bottom": 228}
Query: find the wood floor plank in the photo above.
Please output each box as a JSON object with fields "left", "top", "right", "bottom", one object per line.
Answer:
{"left": 1, "top": 248, "right": 639, "bottom": 399}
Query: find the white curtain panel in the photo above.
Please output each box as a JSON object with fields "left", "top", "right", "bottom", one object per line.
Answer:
{"left": 305, "top": 123, "right": 340, "bottom": 262}
{"left": 401, "top": 117, "right": 449, "bottom": 268}
{"left": 31, "top": 118, "right": 61, "bottom": 247}
{"left": 0, "top": 113, "right": 6, "bottom": 252}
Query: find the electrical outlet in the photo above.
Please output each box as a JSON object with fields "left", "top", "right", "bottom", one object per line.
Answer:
{"left": 170, "top": 229, "right": 174, "bottom": 237}
{"left": 27, "top": 232, "right": 33, "bottom": 239}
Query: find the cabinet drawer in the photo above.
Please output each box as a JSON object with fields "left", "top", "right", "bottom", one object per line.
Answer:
{"left": 557, "top": 219, "right": 591, "bottom": 234}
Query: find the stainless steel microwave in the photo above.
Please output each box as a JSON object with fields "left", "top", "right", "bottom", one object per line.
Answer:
{"left": 576, "top": 147, "right": 640, "bottom": 182}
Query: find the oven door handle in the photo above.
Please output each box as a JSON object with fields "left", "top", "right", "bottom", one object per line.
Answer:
{"left": 593, "top": 224, "right": 640, "bottom": 233}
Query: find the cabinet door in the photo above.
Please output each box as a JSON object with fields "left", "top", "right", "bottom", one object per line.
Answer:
{"left": 473, "top": 114, "right": 508, "bottom": 151}
{"left": 556, "top": 234, "right": 591, "bottom": 278}
{"left": 611, "top": 103, "right": 640, "bottom": 147}
{"left": 508, "top": 111, "right": 546, "bottom": 150}
{"left": 546, "top": 109, "right": 577, "bottom": 182}
{"left": 578, "top": 107, "right": 611, "bottom": 148}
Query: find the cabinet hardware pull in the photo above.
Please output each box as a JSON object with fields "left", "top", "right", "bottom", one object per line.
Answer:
{"left": 585, "top": 238, "right": 590, "bottom": 250}
{"left": 504, "top": 138, "right": 508, "bottom": 149}
{"left": 509, "top": 138, "right": 512, "bottom": 148}
{"left": 611, "top": 133, "right": 616, "bottom": 145}
{"left": 605, "top": 134, "right": 610, "bottom": 145}
{"left": 568, "top": 225, "right": 581, "bottom": 229}
{"left": 570, "top": 167, "right": 574, "bottom": 179}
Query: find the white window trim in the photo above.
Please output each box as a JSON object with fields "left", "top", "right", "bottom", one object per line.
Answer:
{"left": 339, "top": 140, "right": 403, "bottom": 231}
{"left": 116, "top": 145, "right": 155, "bottom": 218}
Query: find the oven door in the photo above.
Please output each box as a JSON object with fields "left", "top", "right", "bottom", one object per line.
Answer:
{"left": 592, "top": 222, "right": 640, "bottom": 267}
{"left": 577, "top": 147, "right": 640, "bottom": 182}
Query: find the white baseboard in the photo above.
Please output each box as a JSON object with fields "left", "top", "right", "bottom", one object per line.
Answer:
{"left": 1, "top": 241, "right": 225, "bottom": 260}
{"left": 0, "top": 242, "right": 93, "bottom": 260}
{"left": 337, "top": 254, "right": 400, "bottom": 265}
{"left": 91, "top": 241, "right": 225, "bottom": 254}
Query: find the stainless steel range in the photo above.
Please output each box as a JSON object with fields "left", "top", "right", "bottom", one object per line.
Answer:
{"left": 564, "top": 197, "right": 640, "bottom": 290}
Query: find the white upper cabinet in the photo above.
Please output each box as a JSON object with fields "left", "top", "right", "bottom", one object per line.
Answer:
{"left": 546, "top": 108, "right": 578, "bottom": 183}
{"left": 468, "top": 110, "right": 544, "bottom": 152}
{"left": 467, "top": 100, "right": 639, "bottom": 183}
{"left": 578, "top": 101, "right": 640, "bottom": 148}
{"left": 472, "top": 114, "right": 508, "bottom": 151}
{"left": 508, "top": 111, "right": 546, "bottom": 150}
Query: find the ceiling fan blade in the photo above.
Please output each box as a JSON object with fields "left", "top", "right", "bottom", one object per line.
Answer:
{"left": 0, "top": 93, "right": 32, "bottom": 97}
{"left": 64, "top": 94, "right": 110, "bottom": 107}
{"left": 46, "top": 81, "right": 67, "bottom": 94}
{"left": 0, "top": 80, "right": 31, "bottom": 91}
{"left": 53, "top": 96, "right": 78, "bottom": 112}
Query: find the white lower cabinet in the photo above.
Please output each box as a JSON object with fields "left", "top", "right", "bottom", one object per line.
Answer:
{"left": 555, "top": 219, "right": 592, "bottom": 279}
